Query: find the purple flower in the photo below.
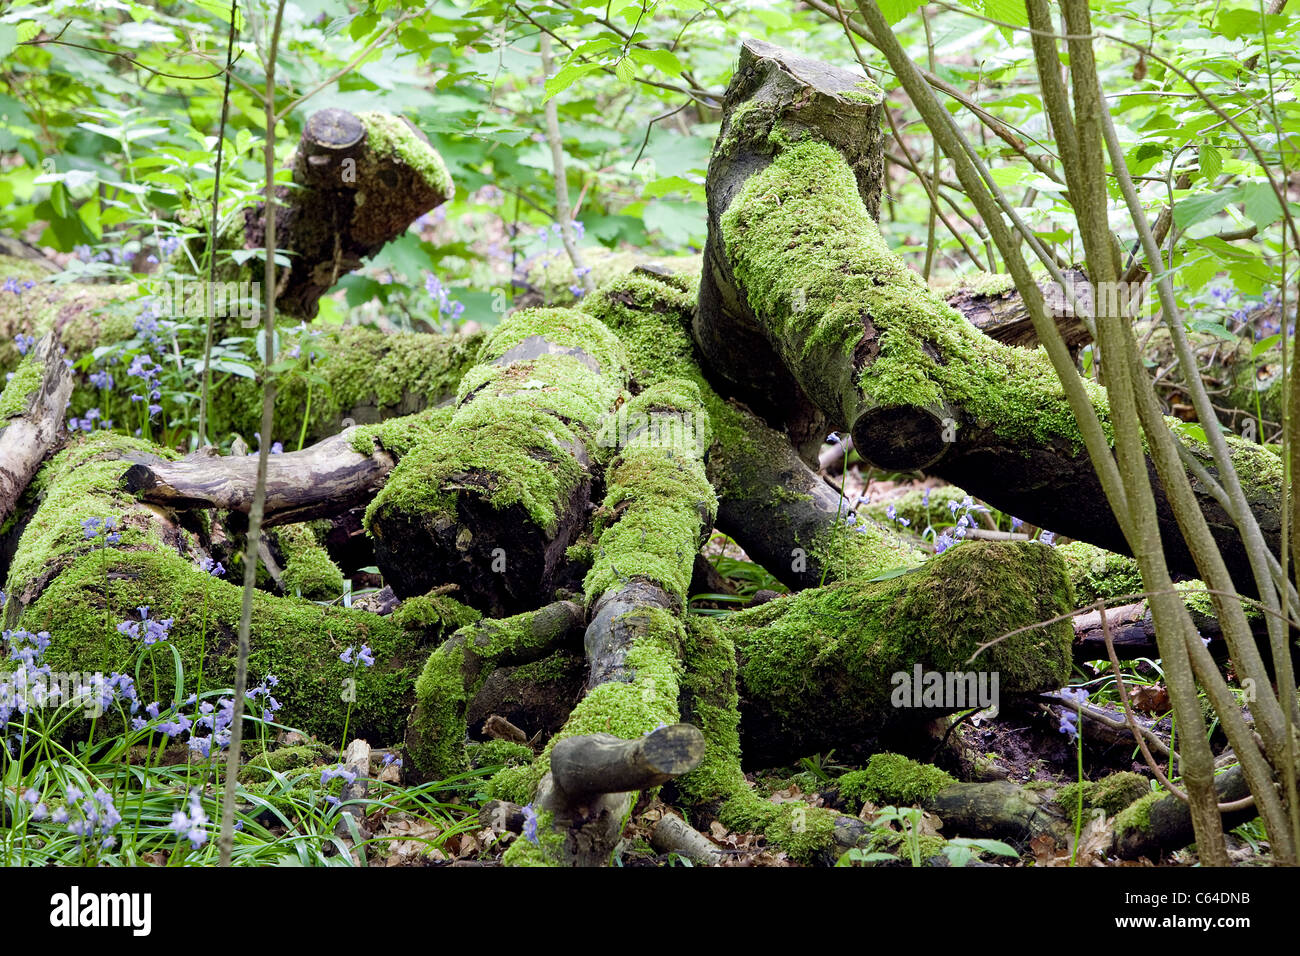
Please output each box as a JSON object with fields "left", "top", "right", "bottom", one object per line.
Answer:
{"left": 321, "top": 766, "right": 358, "bottom": 786}
{"left": 522, "top": 803, "right": 538, "bottom": 844}
{"left": 382, "top": 752, "right": 402, "bottom": 768}
{"left": 356, "top": 644, "right": 375, "bottom": 668}
{"left": 1039, "top": 531, "right": 1057, "bottom": 547}
{"left": 169, "top": 790, "right": 209, "bottom": 850}
{"left": 339, "top": 646, "right": 354, "bottom": 664}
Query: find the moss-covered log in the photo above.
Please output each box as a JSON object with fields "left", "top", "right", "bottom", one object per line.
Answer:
{"left": 697, "top": 39, "right": 886, "bottom": 460}
{"left": 206, "top": 326, "right": 479, "bottom": 448}
{"left": 700, "top": 41, "right": 1285, "bottom": 595}
{"left": 721, "top": 540, "right": 1076, "bottom": 766}
{"left": 0, "top": 333, "right": 73, "bottom": 524}
{"left": 497, "top": 381, "right": 716, "bottom": 866}
{"left": 514, "top": 248, "right": 700, "bottom": 309}
{"left": 1113, "top": 766, "right": 1258, "bottom": 861}
{"left": 237, "top": 109, "right": 453, "bottom": 319}
{"left": 2, "top": 433, "right": 467, "bottom": 742}
{"left": 365, "top": 308, "right": 629, "bottom": 614}
{"left": 932, "top": 267, "right": 1094, "bottom": 351}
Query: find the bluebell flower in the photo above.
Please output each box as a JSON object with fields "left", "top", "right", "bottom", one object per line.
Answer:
{"left": 522, "top": 803, "right": 538, "bottom": 845}
{"left": 339, "top": 646, "right": 354, "bottom": 664}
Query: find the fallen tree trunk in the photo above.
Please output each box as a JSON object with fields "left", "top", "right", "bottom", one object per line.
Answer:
{"left": 580, "top": 271, "right": 923, "bottom": 589}
{"left": 720, "top": 539, "right": 1076, "bottom": 766}
{"left": 365, "top": 308, "right": 629, "bottom": 614}
{"left": 698, "top": 39, "right": 1284, "bottom": 595}
{"left": 122, "top": 428, "right": 399, "bottom": 528}
{"left": 933, "top": 267, "right": 1094, "bottom": 351}
{"left": 498, "top": 381, "right": 716, "bottom": 866}
{"left": 0, "top": 333, "right": 73, "bottom": 524}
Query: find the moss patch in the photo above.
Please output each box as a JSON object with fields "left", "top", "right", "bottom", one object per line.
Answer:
{"left": 837, "top": 754, "right": 955, "bottom": 807}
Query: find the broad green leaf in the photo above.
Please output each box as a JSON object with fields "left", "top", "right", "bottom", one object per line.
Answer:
{"left": 1198, "top": 144, "right": 1222, "bottom": 182}
{"left": 1240, "top": 182, "right": 1282, "bottom": 229}
{"left": 631, "top": 47, "right": 684, "bottom": 77}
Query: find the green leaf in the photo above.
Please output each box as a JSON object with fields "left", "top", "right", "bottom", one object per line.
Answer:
{"left": 867, "top": 566, "right": 913, "bottom": 582}
{"left": 1240, "top": 182, "right": 1282, "bottom": 229}
{"left": 614, "top": 56, "right": 636, "bottom": 86}
{"left": 878, "top": 0, "right": 927, "bottom": 23}
{"left": 1184, "top": 319, "right": 1236, "bottom": 342}
{"left": 630, "top": 47, "right": 684, "bottom": 77}
{"left": 1198, "top": 144, "right": 1222, "bottom": 182}
{"left": 0, "top": 25, "right": 19, "bottom": 60}
{"left": 983, "top": 0, "right": 1029, "bottom": 27}
{"left": 544, "top": 61, "right": 603, "bottom": 101}
{"left": 1173, "top": 188, "right": 1238, "bottom": 229}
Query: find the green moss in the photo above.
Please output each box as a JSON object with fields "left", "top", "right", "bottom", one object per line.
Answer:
{"left": 0, "top": 356, "right": 43, "bottom": 419}
{"left": 20, "top": 548, "right": 433, "bottom": 742}
{"left": 579, "top": 272, "right": 767, "bottom": 499}
{"left": 837, "top": 754, "right": 955, "bottom": 807}
{"left": 1055, "top": 541, "right": 1143, "bottom": 605}
{"left": 212, "top": 326, "right": 479, "bottom": 448}
{"left": 583, "top": 381, "right": 717, "bottom": 605}
{"left": 807, "top": 515, "right": 925, "bottom": 584}
{"left": 391, "top": 591, "right": 482, "bottom": 632}
{"left": 719, "top": 139, "right": 1113, "bottom": 449}
{"left": 275, "top": 524, "right": 344, "bottom": 600}
{"left": 842, "top": 78, "right": 884, "bottom": 105}
{"left": 357, "top": 111, "right": 454, "bottom": 198}
{"left": 501, "top": 808, "right": 567, "bottom": 866}
{"left": 350, "top": 404, "right": 454, "bottom": 458}
{"left": 486, "top": 762, "right": 543, "bottom": 805}
{"left": 466, "top": 739, "right": 535, "bottom": 769}
{"left": 4, "top": 432, "right": 179, "bottom": 601}
{"left": 525, "top": 249, "right": 701, "bottom": 307}
{"left": 487, "top": 607, "right": 684, "bottom": 805}
{"left": 930, "top": 271, "right": 1021, "bottom": 299}
{"left": 1056, "top": 772, "right": 1150, "bottom": 828}
{"left": 365, "top": 309, "right": 628, "bottom": 538}
{"left": 1114, "top": 790, "right": 1161, "bottom": 840}
{"left": 724, "top": 541, "right": 1074, "bottom": 748}
{"left": 241, "top": 742, "right": 332, "bottom": 780}
{"left": 406, "top": 605, "right": 584, "bottom": 779}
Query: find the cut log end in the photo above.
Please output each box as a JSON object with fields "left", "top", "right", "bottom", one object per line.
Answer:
{"left": 550, "top": 723, "right": 706, "bottom": 802}
{"left": 852, "top": 404, "right": 954, "bottom": 471}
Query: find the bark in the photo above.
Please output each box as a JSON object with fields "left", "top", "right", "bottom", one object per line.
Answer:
{"left": 936, "top": 267, "right": 1094, "bottom": 351}
{"left": 0, "top": 333, "right": 74, "bottom": 524}
{"left": 921, "top": 780, "right": 1073, "bottom": 846}
{"left": 404, "top": 600, "right": 587, "bottom": 779}
{"left": 649, "top": 813, "right": 724, "bottom": 865}
{"left": 508, "top": 380, "right": 716, "bottom": 866}
{"left": 122, "top": 428, "right": 396, "bottom": 528}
